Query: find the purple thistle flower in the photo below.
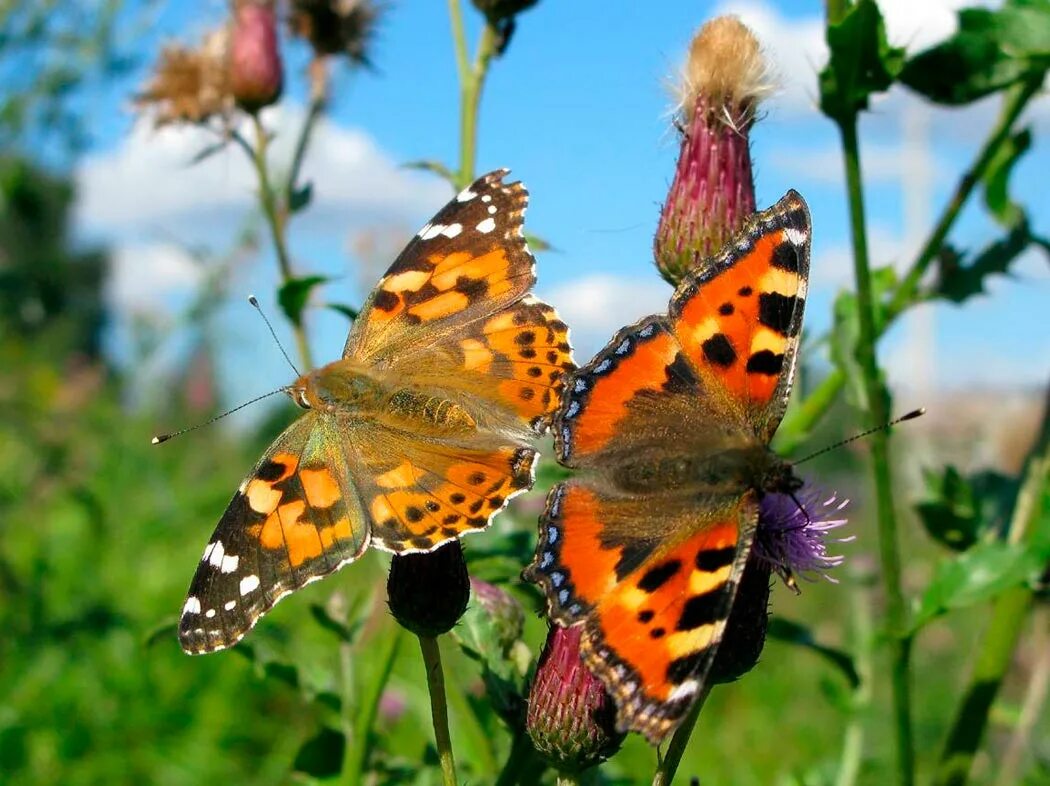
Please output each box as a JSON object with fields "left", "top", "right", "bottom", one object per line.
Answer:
{"left": 754, "top": 487, "right": 853, "bottom": 587}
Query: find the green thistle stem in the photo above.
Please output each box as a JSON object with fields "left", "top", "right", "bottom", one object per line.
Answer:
{"left": 342, "top": 623, "right": 403, "bottom": 783}
{"left": 776, "top": 77, "right": 1042, "bottom": 454}
{"left": 934, "top": 390, "right": 1049, "bottom": 786}
{"left": 420, "top": 634, "right": 459, "bottom": 786}
{"left": 837, "top": 115, "right": 914, "bottom": 786}
{"left": 447, "top": 0, "right": 499, "bottom": 188}
{"left": 247, "top": 113, "right": 314, "bottom": 371}
{"left": 650, "top": 684, "right": 712, "bottom": 786}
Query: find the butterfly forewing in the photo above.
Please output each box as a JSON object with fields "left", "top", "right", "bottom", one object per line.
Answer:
{"left": 179, "top": 415, "right": 369, "bottom": 654}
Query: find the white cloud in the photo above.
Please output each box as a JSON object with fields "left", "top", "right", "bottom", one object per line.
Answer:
{"left": 541, "top": 274, "right": 671, "bottom": 358}
{"left": 106, "top": 242, "right": 203, "bottom": 311}
{"left": 74, "top": 103, "right": 450, "bottom": 241}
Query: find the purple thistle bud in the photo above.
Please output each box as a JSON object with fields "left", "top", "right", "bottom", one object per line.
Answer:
{"left": 754, "top": 488, "right": 853, "bottom": 586}
{"left": 229, "top": 0, "right": 284, "bottom": 113}
{"left": 654, "top": 16, "right": 772, "bottom": 287}
{"left": 526, "top": 625, "right": 624, "bottom": 773}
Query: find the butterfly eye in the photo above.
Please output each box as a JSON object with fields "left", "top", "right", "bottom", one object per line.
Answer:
{"left": 293, "top": 388, "right": 311, "bottom": 410}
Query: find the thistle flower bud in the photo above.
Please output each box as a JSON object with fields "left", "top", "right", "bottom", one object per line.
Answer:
{"left": 654, "top": 16, "right": 772, "bottom": 286}
{"left": 289, "top": 0, "right": 382, "bottom": 67}
{"left": 470, "top": 578, "right": 525, "bottom": 651}
{"left": 136, "top": 30, "right": 231, "bottom": 127}
{"left": 387, "top": 541, "right": 470, "bottom": 637}
{"left": 526, "top": 625, "right": 624, "bottom": 773}
{"left": 229, "top": 0, "right": 283, "bottom": 113}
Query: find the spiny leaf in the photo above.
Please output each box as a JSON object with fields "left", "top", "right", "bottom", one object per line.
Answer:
{"left": 915, "top": 466, "right": 1020, "bottom": 551}
{"left": 293, "top": 726, "right": 344, "bottom": 778}
{"left": 819, "top": 0, "right": 906, "bottom": 123}
{"left": 327, "top": 302, "right": 359, "bottom": 322}
{"left": 900, "top": 1, "right": 1050, "bottom": 105}
{"left": 402, "top": 158, "right": 455, "bottom": 184}
{"left": 934, "top": 220, "right": 1048, "bottom": 303}
{"left": 767, "top": 618, "right": 861, "bottom": 689}
{"left": 910, "top": 539, "right": 1050, "bottom": 632}
{"left": 277, "top": 274, "right": 328, "bottom": 326}
{"left": 983, "top": 128, "right": 1031, "bottom": 229}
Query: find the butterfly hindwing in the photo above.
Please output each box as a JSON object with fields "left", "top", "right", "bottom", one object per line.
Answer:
{"left": 527, "top": 479, "right": 757, "bottom": 743}
{"left": 179, "top": 415, "right": 369, "bottom": 654}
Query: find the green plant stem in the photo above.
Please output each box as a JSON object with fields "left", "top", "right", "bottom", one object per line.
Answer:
{"left": 342, "top": 623, "right": 403, "bottom": 783}
{"left": 776, "top": 79, "right": 1041, "bottom": 452}
{"left": 836, "top": 568, "right": 875, "bottom": 786}
{"left": 420, "top": 634, "right": 458, "bottom": 786}
{"left": 995, "top": 608, "right": 1050, "bottom": 786}
{"left": 248, "top": 113, "right": 314, "bottom": 371}
{"left": 651, "top": 684, "right": 712, "bottom": 786}
{"left": 838, "top": 117, "right": 914, "bottom": 786}
{"left": 934, "top": 390, "right": 1050, "bottom": 786}
{"left": 286, "top": 67, "right": 327, "bottom": 210}
{"left": 447, "top": 0, "right": 500, "bottom": 188}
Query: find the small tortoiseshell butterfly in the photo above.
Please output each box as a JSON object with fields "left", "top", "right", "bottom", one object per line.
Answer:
{"left": 525, "top": 191, "right": 810, "bottom": 742}
{"left": 177, "top": 170, "right": 574, "bottom": 654}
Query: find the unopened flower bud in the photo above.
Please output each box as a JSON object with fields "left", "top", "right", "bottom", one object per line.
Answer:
{"left": 229, "top": 0, "right": 283, "bottom": 113}
{"left": 387, "top": 541, "right": 469, "bottom": 637}
{"left": 526, "top": 625, "right": 624, "bottom": 773}
{"left": 470, "top": 578, "right": 524, "bottom": 651}
{"left": 655, "top": 16, "right": 771, "bottom": 286}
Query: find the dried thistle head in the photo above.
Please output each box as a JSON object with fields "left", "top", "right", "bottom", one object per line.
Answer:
{"left": 288, "top": 0, "right": 382, "bottom": 66}
{"left": 136, "top": 29, "right": 232, "bottom": 127}
{"left": 676, "top": 15, "right": 773, "bottom": 129}
{"left": 654, "top": 15, "right": 773, "bottom": 287}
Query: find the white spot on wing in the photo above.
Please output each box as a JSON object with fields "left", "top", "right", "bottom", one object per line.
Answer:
{"left": 182, "top": 596, "right": 201, "bottom": 616}
{"left": 239, "top": 574, "right": 260, "bottom": 595}
{"left": 224, "top": 600, "right": 237, "bottom": 611}
{"left": 785, "top": 227, "right": 808, "bottom": 246}
{"left": 205, "top": 609, "right": 216, "bottom": 619}
{"left": 207, "top": 540, "right": 225, "bottom": 568}
{"left": 219, "top": 553, "right": 239, "bottom": 574}
{"left": 442, "top": 223, "right": 463, "bottom": 238}
{"left": 475, "top": 217, "right": 496, "bottom": 234}
{"left": 669, "top": 679, "right": 700, "bottom": 701}
{"left": 456, "top": 187, "right": 477, "bottom": 202}
{"left": 420, "top": 223, "right": 446, "bottom": 240}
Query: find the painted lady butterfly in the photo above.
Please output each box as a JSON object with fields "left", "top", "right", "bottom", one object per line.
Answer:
{"left": 178, "top": 170, "right": 574, "bottom": 654}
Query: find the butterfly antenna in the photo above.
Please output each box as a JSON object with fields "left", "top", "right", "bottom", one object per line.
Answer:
{"left": 794, "top": 408, "right": 926, "bottom": 465}
{"left": 248, "top": 295, "right": 301, "bottom": 378}
{"left": 151, "top": 387, "right": 287, "bottom": 444}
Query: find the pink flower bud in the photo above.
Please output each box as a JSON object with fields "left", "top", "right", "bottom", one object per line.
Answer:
{"left": 526, "top": 625, "right": 624, "bottom": 773}
{"left": 229, "top": 1, "right": 283, "bottom": 113}
{"left": 654, "top": 16, "right": 771, "bottom": 287}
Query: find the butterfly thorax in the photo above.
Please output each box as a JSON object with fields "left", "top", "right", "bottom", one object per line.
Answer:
{"left": 291, "top": 360, "right": 478, "bottom": 436}
{"left": 612, "top": 444, "right": 800, "bottom": 498}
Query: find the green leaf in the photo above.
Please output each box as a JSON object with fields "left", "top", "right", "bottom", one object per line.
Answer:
{"left": 911, "top": 539, "right": 1050, "bottom": 632}
{"left": 293, "top": 726, "right": 344, "bottom": 778}
{"left": 767, "top": 618, "right": 861, "bottom": 689}
{"left": 277, "top": 274, "right": 328, "bottom": 326}
{"left": 308, "top": 602, "right": 364, "bottom": 643}
{"left": 915, "top": 466, "right": 1020, "bottom": 551}
{"left": 983, "top": 128, "right": 1031, "bottom": 229}
{"left": 288, "top": 181, "right": 313, "bottom": 214}
{"left": 819, "top": 0, "right": 906, "bottom": 122}
{"left": 900, "top": 2, "right": 1050, "bottom": 105}
{"left": 523, "top": 232, "right": 554, "bottom": 253}
{"left": 327, "top": 302, "right": 359, "bottom": 322}
{"left": 934, "top": 220, "right": 1048, "bottom": 303}
{"left": 187, "top": 141, "right": 229, "bottom": 166}
{"left": 402, "top": 159, "right": 455, "bottom": 184}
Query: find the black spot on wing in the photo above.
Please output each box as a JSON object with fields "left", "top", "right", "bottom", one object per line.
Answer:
{"left": 372, "top": 289, "right": 400, "bottom": 312}
{"left": 758, "top": 292, "right": 797, "bottom": 335}
{"left": 696, "top": 546, "right": 737, "bottom": 571}
{"left": 614, "top": 539, "right": 657, "bottom": 581}
{"left": 666, "top": 649, "right": 708, "bottom": 684}
{"left": 746, "top": 350, "right": 783, "bottom": 376}
{"left": 702, "top": 334, "right": 737, "bottom": 368}
{"left": 662, "top": 352, "right": 700, "bottom": 395}
{"left": 676, "top": 589, "right": 723, "bottom": 631}
{"left": 771, "top": 241, "right": 800, "bottom": 272}
{"left": 638, "top": 559, "right": 682, "bottom": 592}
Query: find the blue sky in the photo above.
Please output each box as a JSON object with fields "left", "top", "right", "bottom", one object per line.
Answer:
{"left": 72, "top": 0, "right": 1049, "bottom": 412}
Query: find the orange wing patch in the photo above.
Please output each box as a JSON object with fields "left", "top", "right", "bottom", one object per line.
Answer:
{"left": 362, "top": 443, "right": 536, "bottom": 553}
{"left": 670, "top": 191, "right": 810, "bottom": 420}
{"left": 555, "top": 316, "right": 681, "bottom": 463}
{"left": 580, "top": 507, "right": 750, "bottom": 744}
